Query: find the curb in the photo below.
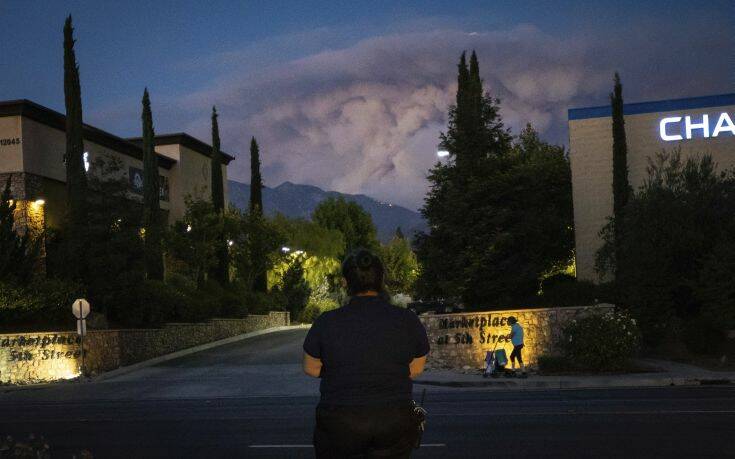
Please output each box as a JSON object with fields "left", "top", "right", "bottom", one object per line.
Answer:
{"left": 414, "top": 376, "right": 734, "bottom": 390}
{"left": 1, "top": 325, "right": 310, "bottom": 392}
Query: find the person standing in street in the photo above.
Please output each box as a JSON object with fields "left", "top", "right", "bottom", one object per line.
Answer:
{"left": 508, "top": 316, "right": 527, "bottom": 377}
{"left": 303, "top": 248, "right": 430, "bottom": 458}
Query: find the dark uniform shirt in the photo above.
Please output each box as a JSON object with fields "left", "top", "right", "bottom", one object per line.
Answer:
{"left": 303, "top": 296, "right": 430, "bottom": 406}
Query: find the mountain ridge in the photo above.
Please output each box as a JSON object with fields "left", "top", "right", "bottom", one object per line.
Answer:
{"left": 228, "top": 180, "right": 427, "bottom": 243}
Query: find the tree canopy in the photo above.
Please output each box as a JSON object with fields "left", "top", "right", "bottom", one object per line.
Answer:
{"left": 416, "top": 52, "right": 573, "bottom": 308}
{"left": 597, "top": 150, "right": 735, "bottom": 344}
{"left": 312, "top": 197, "right": 379, "bottom": 254}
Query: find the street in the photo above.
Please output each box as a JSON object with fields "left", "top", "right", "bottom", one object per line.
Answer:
{"left": 1, "top": 329, "right": 733, "bottom": 458}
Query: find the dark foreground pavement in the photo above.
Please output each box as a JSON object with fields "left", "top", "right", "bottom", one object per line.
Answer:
{"left": 1, "top": 330, "right": 733, "bottom": 458}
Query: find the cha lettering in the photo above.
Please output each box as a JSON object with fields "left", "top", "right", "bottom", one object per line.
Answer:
{"left": 660, "top": 112, "right": 735, "bottom": 141}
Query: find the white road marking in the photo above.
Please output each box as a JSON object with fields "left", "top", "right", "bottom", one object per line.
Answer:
{"left": 429, "top": 410, "right": 735, "bottom": 416}
{"left": 249, "top": 445, "right": 313, "bottom": 448}
{"left": 248, "top": 444, "right": 447, "bottom": 448}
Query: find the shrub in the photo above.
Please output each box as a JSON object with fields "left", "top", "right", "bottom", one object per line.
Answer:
{"left": 596, "top": 151, "right": 735, "bottom": 345}
{"left": 537, "top": 354, "right": 577, "bottom": 374}
{"left": 561, "top": 310, "right": 640, "bottom": 370}
{"left": 299, "top": 296, "right": 339, "bottom": 323}
{"left": 680, "top": 316, "right": 726, "bottom": 356}
{"left": 539, "top": 274, "right": 613, "bottom": 307}
{"left": 242, "top": 290, "right": 286, "bottom": 316}
{"left": 0, "top": 279, "right": 85, "bottom": 331}
{"left": 110, "top": 280, "right": 181, "bottom": 328}
{"left": 277, "top": 258, "right": 311, "bottom": 320}
{"left": 218, "top": 287, "right": 248, "bottom": 318}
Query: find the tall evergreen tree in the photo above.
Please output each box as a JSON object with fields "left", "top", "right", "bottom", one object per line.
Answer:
{"left": 210, "top": 107, "right": 225, "bottom": 213}
{"left": 62, "top": 15, "right": 88, "bottom": 280}
{"left": 417, "top": 52, "right": 572, "bottom": 308}
{"left": 249, "top": 137, "right": 263, "bottom": 215}
{"left": 610, "top": 72, "right": 630, "bottom": 282}
{"left": 210, "top": 107, "right": 228, "bottom": 284}
{"left": 249, "top": 137, "right": 267, "bottom": 292}
{"left": 141, "top": 88, "right": 164, "bottom": 280}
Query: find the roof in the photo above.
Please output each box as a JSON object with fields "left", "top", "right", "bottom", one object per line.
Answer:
{"left": 568, "top": 93, "right": 735, "bottom": 121}
{"left": 0, "top": 99, "right": 177, "bottom": 169}
{"left": 127, "top": 133, "right": 235, "bottom": 164}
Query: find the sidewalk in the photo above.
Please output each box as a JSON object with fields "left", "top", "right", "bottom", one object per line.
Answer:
{"left": 414, "top": 358, "right": 735, "bottom": 390}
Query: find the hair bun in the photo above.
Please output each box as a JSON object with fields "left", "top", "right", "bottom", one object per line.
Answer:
{"left": 356, "top": 252, "right": 373, "bottom": 269}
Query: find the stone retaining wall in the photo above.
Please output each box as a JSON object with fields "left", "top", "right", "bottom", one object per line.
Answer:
{"left": 419, "top": 305, "right": 613, "bottom": 370}
{"left": 0, "top": 311, "right": 290, "bottom": 385}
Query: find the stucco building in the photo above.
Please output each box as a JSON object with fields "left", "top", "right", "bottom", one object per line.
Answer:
{"left": 0, "top": 99, "right": 234, "bottom": 234}
{"left": 568, "top": 93, "right": 735, "bottom": 281}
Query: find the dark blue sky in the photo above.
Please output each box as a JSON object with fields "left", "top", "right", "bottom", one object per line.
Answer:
{"left": 1, "top": 0, "right": 732, "bottom": 208}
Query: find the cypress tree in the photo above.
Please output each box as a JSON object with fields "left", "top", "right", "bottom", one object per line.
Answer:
{"left": 249, "top": 137, "right": 263, "bottom": 215}
{"left": 418, "top": 51, "right": 513, "bottom": 305}
{"left": 249, "top": 136, "right": 267, "bottom": 292}
{"left": 141, "top": 88, "right": 164, "bottom": 280}
{"left": 610, "top": 72, "right": 630, "bottom": 281}
{"left": 63, "top": 15, "right": 88, "bottom": 279}
{"left": 210, "top": 107, "right": 228, "bottom": 284}
{"left": 451, "top": 52, "right": 470, "bottom": 167}
{"left": 210, "top": 107, "right": 225, "bottom": 213}
{"left": 468, "top": 50, "right": 482, "bottom": 132}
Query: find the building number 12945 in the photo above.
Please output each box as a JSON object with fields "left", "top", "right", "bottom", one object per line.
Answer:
{"left": 0, "top": 137, "right": 21, "bottom": 146}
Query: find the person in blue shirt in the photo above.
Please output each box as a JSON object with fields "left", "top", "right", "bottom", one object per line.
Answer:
{"left": 507, "top": 316, "right": 527, "bottom": 377}
{"left": 303, "top": 248, "right": 430, "bottom": 458}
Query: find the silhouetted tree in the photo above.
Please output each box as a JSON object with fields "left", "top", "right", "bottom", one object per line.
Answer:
{"left": 63, "top": 15, "right": 88, "bottom": 280}
{"left": 249, "top": 137, "right": 263, "bottom": 215}
{"left": 210, "top": 107, "right": 228, "bottom": 284}
{"left": 610, "top": 72, "right": 630, "bottom": 282}
{"left": 416, "top": 52, "right": 572, "bottom": 308}
{"left": 141, "top": 88, "right": 164, "bottom": 280}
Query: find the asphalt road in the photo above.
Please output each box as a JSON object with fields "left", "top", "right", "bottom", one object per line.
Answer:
{"left": 1, "top": 329, "right": 733, "bottom": 458}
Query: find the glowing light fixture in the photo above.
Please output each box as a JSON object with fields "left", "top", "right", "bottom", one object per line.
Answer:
{"left": 228, "top": 240, "right": 234, "bottom": 247}
{"left": 281, "top": 246, "right": 291, "bottom": 253}
{"left": 437, "top": 150, "right": 450, "bottom": 158}
{"left": 83, "top": 152, "right": 90, "bottom": 172}
{"left": 34, "top": 199, "right": 45, "bottom": 206}
{"left": 186, "top": 224, "right": 192, "bottom": 233}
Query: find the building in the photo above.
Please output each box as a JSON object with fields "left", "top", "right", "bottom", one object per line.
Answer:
{"left": 0, "top": 99, "right": 234, "bottom": 234}
{"left": 568, "top": 93, "right": 735, "bottom": 281}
